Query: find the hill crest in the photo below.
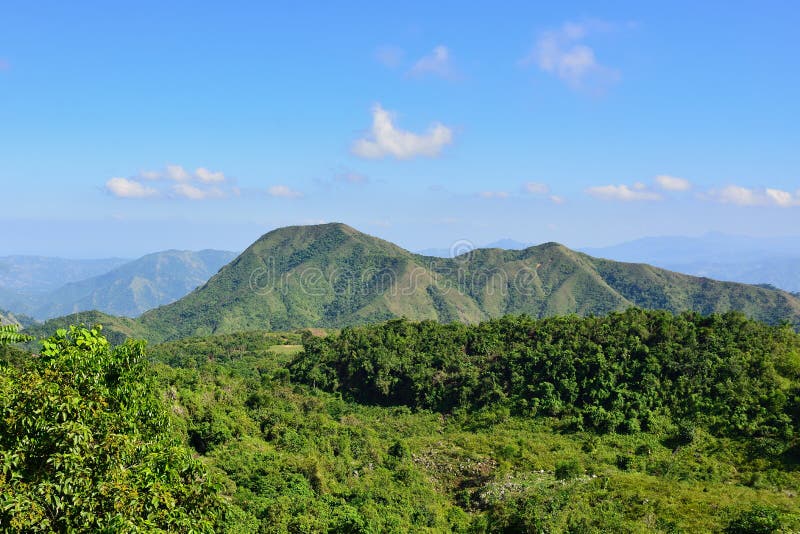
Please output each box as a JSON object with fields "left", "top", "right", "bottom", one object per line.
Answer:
{"left": 130, "top": 223, "right": 800, "bottom": 341}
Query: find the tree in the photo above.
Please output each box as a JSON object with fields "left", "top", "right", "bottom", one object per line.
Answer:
{"left": 0, "top": 325, "right": 226, "bottom": 532}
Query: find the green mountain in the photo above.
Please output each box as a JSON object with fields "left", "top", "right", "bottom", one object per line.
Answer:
{"left": 135, "top": 223, "right": 800, "bottom": 341}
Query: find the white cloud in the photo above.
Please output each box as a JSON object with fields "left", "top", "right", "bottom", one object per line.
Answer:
{"left": 524, "top": 21, "right": 620, "bottom": 92}
{"left": 585, "top": 184, "right": 661, "bottom": 201}
{"left": 409, "top": 45, "right": 456, "bottom": 79}
{"left": 352, "top": 104, "right": 453, "bottom": 159}
{"left": 655, "top": 174, "right": 691, "bottom": 191}
{"left": 105, "top": 164, "right": 234, "bottom": 200}
{"left": 479, "top": 191, "right": 510, "bottom": 199}
{"left": 766, "top": 188, "right": 797, "bottom": 207}
{"left": 105, "top": 177, "right": 158, "bottom": 199}
{"left": 172, "top": 183, "right": 224, "bottom": 200}
{"left": 165, "top": 164, "right": 191, "bottom": 181}
{"left": 268, "top": 185, "right": 303, "bottom": 198}
{"left": 195, "top": 167, "right": 226, "bottom": 183}
{"left": 708, "top": 185, "right": 800, "bottom": 207}
{"left": 522, "top": 182, "right": 550, "bottom": 194}
{"left": 550, "top": 195, "right": 565, "bottom": 204}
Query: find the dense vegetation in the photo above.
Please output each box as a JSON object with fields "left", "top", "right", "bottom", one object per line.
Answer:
{"left": 4, "top": 310, "right": 800, "bottom": 531}
{"left": 151, "top": 312, "right": 800, "bottom": 532}
{"left": 293, "top": 310, "right": 800, "bottom": 449}
{"left": 130, "top": 223, "right": 800, "bottom": 341}
{"left": 0, "top": 325, "right": 226, "bottom": 532}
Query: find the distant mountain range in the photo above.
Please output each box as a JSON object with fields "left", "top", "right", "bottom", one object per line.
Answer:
{"left": 16, "top": 225, "right": 800, "bottom": 342}
{"left": 581, "top": 233, "right": 800, "bottom": 292}
{"left": 23, "top": 223, "right": 795, "bottom": 343}
{"left": 0, "top": 255, "right": 130, "bottom": 293}
{"left": 0, "top": 250, "right": 237, "bottom": 320}
{"left": 421, "top": 233, "right": 800, "bottom": 293}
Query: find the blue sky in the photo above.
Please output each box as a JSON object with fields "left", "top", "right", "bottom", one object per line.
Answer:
{"left": 1, "top": 1, "right": 799, "bottom": 257}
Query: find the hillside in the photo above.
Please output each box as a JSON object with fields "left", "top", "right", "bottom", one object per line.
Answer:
{"left": 135, "top": 223, "right": 800, "bottom": 341}
{"left": 36, "top": 249, "right": 237, "bottom": 318}
{"left": 3, "top": 250, "right": 237, "bottom": 320}
{"left": 0, "top": 255, "right": 130, "bottom": 294}
{"left": 582, "top": 234, "right": 800, "bottom": 292}
{"left": 148, "top": 313, "right": 800, "bottom": 531}
{"left": 23, "top": 310, "right": 151, "bottom": 347}
{"left": 0, "top": 308, "right": 35, "bottom": 328}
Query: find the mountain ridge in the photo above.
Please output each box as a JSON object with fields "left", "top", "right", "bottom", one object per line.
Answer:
{"left": 122, "top": 223, "right": 800, "bottom": 341}
{"left": 2, "top": 250, "right": 236, "bottom": 320}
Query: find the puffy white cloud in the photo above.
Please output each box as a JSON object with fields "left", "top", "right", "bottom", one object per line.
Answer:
{"left": 352, "top": 104, "right": 453, "bottom": 159}
{"left": 165, "top": 164, "right": 191, "bottom": 181}
{"left": 522, "top": 182, "right": 550, "bottom": 194}
{"left": 172, "top": 183, "right": 225, "bottom": 200}
{"left": 708, "top": 185, "right": 800, "bottom": 207}
{"left": 766, "top": 188, "right": 797, "bottom": 207}
{"left": 524, "top": 21, "right": 620, "bottom": 92}
{"left": 268, "top": 185, "right": 303, "bottom": 198}
{"left": 550, "top": 195, "right": 565, "bottom": 204}
{"left": 409, "top": 45, "right": 456, "bottom": 79}
{"left": 479, "top": 191, "right": 510, "bottom": 199}
{"left": 585, "top": 184, "right": 661, "bottom": 201}
{"left": 195, "top": 167, "right": 226, "bottom": 183}
{"left": 105, "top": 177, "right": 158, "bottom": 198}
{"left": 655, "top": 174, "right": 691, "bottom": 191}
{"left": 105, "top": 164, "right": 234, "bottom": 200}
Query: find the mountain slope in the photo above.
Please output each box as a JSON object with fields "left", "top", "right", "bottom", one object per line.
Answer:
{"left": 0, "top": 256, "right": 130, "bottom": 294}
{"left": 582, "top": 234, "right": 800, "bottom": 292}
{"left": 135, "top": 223, "right": 800, "bottom": 341}
{"left": 30, "top": 250, "right": 238, "bottom": 319}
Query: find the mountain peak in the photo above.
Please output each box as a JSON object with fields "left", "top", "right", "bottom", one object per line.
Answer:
{"left": 135, "top": 223, "right": 800, "bottom": 341}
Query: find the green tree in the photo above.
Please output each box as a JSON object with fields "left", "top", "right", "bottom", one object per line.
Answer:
{"left": 0, "top": 325, "right": 225, "bottom": 532}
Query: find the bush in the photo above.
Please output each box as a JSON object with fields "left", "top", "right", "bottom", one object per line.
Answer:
{"left": 555, "top": 459, "right": 582, "bottom": 480}
{"left": 725, "top": 505, "right": 783, "bottom": 533}
{"left": 615, "top": 454, "right": 634, "bottom": 471}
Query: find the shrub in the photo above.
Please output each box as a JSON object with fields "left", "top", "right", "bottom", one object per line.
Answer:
{"left": 725, "top": 505, "right": 783, "bottom": 534}
{"left": 555, "top": 459, "right": 582, "bottom": 480}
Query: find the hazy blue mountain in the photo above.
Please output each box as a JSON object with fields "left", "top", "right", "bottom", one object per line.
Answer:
{"left": 581, "top": 233, "right": 800, "bottom": 263}
{"left": 33, "top": 250, "right": 238, "bottom": 319}
{"left": 582, "top": 233, "right": 800, "bottom": 292}
{"left": 0, "top": 255, "right": 130, "bottom": 294}
{"left": 1, "top": 250, "right": 237, "bottom": 320}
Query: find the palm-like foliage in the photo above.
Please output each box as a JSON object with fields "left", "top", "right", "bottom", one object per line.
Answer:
{"left": 0, "top": 324, "right": 32, "bottom": 345}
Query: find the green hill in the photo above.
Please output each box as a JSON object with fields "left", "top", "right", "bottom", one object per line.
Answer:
{"left": 132, "top": 223, "right": 800, "bottom": 341}
{"left": 23, "top": 310, "right": 150, "bottom": 347}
